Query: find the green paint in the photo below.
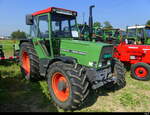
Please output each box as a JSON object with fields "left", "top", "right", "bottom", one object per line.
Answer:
{"left": 60, "top": 39, "right": 112, "bottom": 68}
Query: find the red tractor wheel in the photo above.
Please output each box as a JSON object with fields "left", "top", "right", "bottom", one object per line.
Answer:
{"left": 19, "top": 42, "right": 41, "bottom": 81}
{"left": 22, "top": 51, "right": 30, "bottom": 79}
{"left": 47, "top": 62, "right": 90, "bottom": 110}
{"left": 131, "top": 63, "right": 150, "bottom": 81}
{"left": 51, "top": 72, "right": 70, "bottom": 102}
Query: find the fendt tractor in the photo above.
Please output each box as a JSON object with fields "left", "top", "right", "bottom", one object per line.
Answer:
{"left": 126, "top": 25, "right": 150, "bottom": 44}
{"left": 19, "top": 6, "right": 126, "bottom": 110}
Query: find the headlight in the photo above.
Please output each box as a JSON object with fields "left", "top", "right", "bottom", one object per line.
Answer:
{"left": 130, "top": 56, "right": 136, "bottom": 60}
{"left": 98, "top": 63, "right": 102, "bottom": 67}
{"left": 107, "top": 60, "right": 111, "bottom": 65}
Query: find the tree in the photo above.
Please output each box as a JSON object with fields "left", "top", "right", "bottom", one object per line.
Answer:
{"left": 11, "top": 30, "right": 26, "bottom": 39}
{"left": 146, "top": 20, "right": 150, "bottom": 25}
{"left": 103, "top": 21, "right": 113, "bottom": 29}
{"left": 93, "top": 22, "right": 102, "bottom": 28}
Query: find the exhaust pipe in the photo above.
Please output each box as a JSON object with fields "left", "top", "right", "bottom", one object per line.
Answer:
{"left": 89, "top": 5, "right": 95, "bottom": 40}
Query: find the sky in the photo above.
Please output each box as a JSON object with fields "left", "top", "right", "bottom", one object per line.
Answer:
{"left": 0, "top": 0, "right": 150, "bottom": 36}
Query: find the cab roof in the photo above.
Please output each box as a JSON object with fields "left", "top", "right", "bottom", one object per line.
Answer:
{"left": 128, "top": 25, "right": 150, "bottom": 29}
{"left": 32, "top": 7, "right": 77, "bottom": 16}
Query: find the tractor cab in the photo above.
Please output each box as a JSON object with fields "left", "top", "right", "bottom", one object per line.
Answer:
{"left": 126, "top": 25, "right": 150, "bottom": 45}
{"left": 26, "top": 7, "right": 79, "bottom": 57}
{"left": 92, "top": 27, "right": 104, "bottom": 42}
{"left": 102, "top": 28, "right": 121, "bottom": 44}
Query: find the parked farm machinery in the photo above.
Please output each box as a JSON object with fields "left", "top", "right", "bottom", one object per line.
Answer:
{"left": 0, "top": 40, "right": 19, "bottom": 61}
{"left": 19, "top": 6, "right": 126, "bottom": 110}
{"left": 78, "top": 25, "right": 123, "bottom": 44}
{"left": 113, "top": 40, "right": 150, "bottom": 81}
{"left": 112, "top": 25, "right": 150, "bottom": 81}
{"left": 126, "top": 25, "right": 150, "bottom": 45}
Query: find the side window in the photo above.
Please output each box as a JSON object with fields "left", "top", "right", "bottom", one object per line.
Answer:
{"left": 52, "top": 21, "right": 60, "bottom": 37}
{"left": 61, "top": 20, "right": 70, "bottom": 37}
{"left": 38, "top": 15, "right": 49, "bottom": 38}
{"left": 70, "top": 19, "right": 79, "bottom": 38}
{"left": 30, "top": 16, "right": 38, "bottom": 38}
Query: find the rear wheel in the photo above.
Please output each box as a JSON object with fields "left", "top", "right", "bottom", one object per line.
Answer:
{"left": 19, "top": 42, "right": 41, "bottom": 81}
{"left": 47, "top": 62, "right": 90, "bottom": 111}
{"left": 131, "top": 63, "right": 150, "bottom": 81}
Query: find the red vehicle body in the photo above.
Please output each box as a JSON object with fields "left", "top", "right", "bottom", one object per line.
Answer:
{"left": 113, "top": 42, "right": 150, "bottom": 81}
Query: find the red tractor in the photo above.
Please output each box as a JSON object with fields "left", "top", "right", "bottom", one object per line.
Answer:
{"left": 113, "top": 41, "right": 150, "bottom": 81}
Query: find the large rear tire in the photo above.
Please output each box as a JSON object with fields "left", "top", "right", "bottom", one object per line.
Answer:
{"left": 131, "top": 62, "right": 150, "bottom": 81}
{"left": 47, "top": 62, "right": 90, "bottom": 111}
{"left": 19, "top": 42, "right": 41, "bottom": 82}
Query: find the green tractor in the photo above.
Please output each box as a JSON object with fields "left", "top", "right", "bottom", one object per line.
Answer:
{"left": 101, "top": 28, "right": 122, "bottom": 44}
{"left": 78, "top": 23, "right": 90, "bottom": 40}
{"left": 19, "top": 6, "right": 126, "bottom": 110}
{"left": 92, "top": 26, "right": 104, "bottom": 42}
{"left": 126, "top": 25, "right": 150, "bottom": 44}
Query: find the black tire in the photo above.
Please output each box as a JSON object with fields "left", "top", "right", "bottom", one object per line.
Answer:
{"left": 106, "top": 58, "right": 126, "bottom": 89}
{"left": 47, "top": 61, "right": 90, "bottom": 111}
{"left": 131, "top": 62, "right": 150, "bottom": 81}
{"left": 0, "top": 50, "right": 4, "bottom": 57}
{"left": 0, "top": 45, "right": 4, "bottom": 57}
{"left": 19, "top": 42, "right": 41, "bottom": 82}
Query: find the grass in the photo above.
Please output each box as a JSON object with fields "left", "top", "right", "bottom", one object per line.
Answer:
{"left": 0, "top": 62, "right": 150, "bottom": 112}
{"left": 0, "top": 40, "right": 150, "bottom": 112}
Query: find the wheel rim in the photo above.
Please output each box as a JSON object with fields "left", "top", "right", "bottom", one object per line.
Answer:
{"left": 135, "top": 67, "right": 148, "bottom": 78}
{"left": 52, "top": 72, "right": 70, "bottom": 102}
{"left": 22, "top": 51, "right": 30, "bottom": 76}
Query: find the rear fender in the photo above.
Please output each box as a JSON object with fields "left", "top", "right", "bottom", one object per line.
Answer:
{"left": 19, "top": 39, "right": 33, "bottom": 47}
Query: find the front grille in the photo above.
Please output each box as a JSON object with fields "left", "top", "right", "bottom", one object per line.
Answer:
{"left": 99, "top": 46, "right": 113, "bottom": 64}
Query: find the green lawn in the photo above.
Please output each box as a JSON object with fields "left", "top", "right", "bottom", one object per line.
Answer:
{"left": 0, "top": 61, "right": 150, "bottom": 112}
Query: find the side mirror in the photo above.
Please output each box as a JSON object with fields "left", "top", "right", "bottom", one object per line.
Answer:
{"left": 26, "top": 14, "right": 34, "bottom": 25}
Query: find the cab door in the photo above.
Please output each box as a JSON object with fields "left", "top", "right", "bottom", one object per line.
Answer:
{"left": 33, "top": 13, "right": 53, "bottom": 59}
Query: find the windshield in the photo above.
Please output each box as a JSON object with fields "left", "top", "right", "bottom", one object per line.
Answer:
{"left": 51, "top": 14, "right": 78, "bottom": 38}
{"left": 105, "top": 31, "right": 113, "bottom": 36}
{"left": 145, "top": 28, "right": 150, "bottom": 38}
{"left": 114, "top": 30, "right": 120, "bottom": 37}
{"left": 127, "top": 29, "right": 136, "bottom": 38}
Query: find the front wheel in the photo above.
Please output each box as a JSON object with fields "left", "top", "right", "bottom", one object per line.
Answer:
{"left": 47, "top": 62, "right": 90, "bottom": 111}
{"left": 106, "top": 58, "right": 126, "bottom": 89}
{"left": 131, "top": 63, "right": 150, "bottom": 81}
